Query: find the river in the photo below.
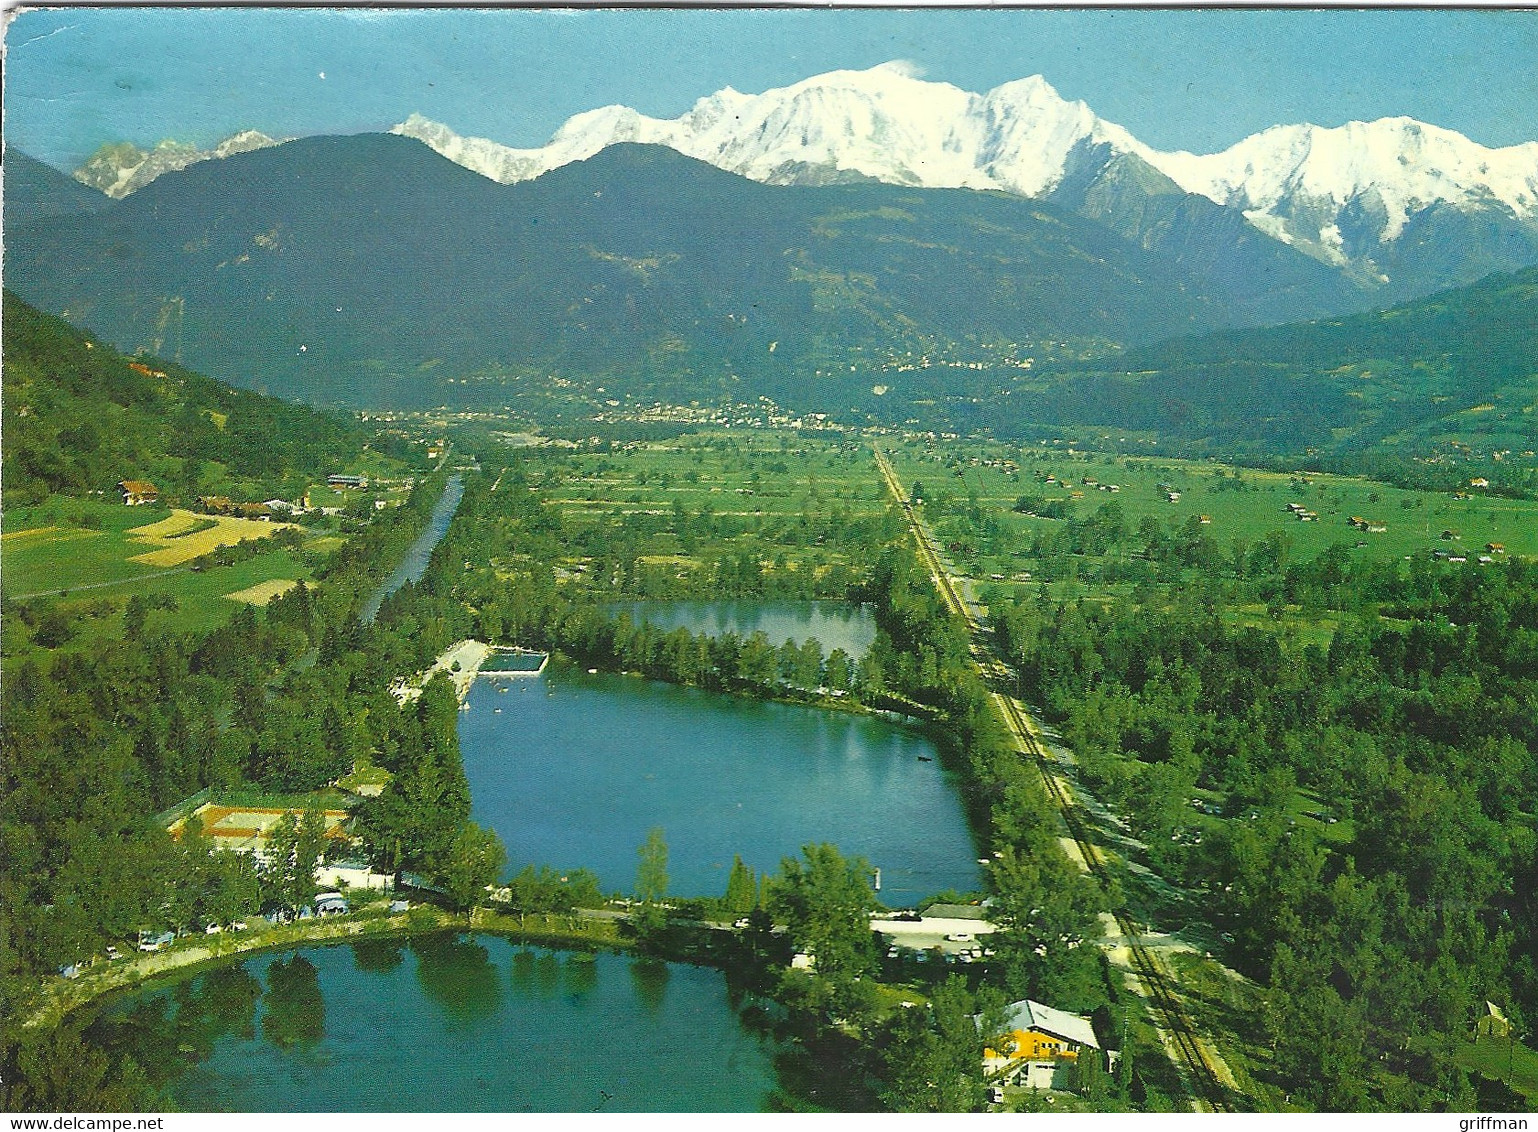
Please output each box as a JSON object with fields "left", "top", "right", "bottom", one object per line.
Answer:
{"left": 360, "top": 474, "right": 463, "bottom": 624}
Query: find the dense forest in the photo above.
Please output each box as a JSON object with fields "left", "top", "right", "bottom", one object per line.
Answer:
{"left": 985, "top": 499, "right": 1538, "bottom": 1109}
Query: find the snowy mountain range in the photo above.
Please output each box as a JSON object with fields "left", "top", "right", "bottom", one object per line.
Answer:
{"left": 388, "top": 62, "right": 1538, "bottom": 291}
{"left": 73, "top": 130, "right": 288, "bottom": 199}
{"left": 63, "top": 62, "right": 1538, "bottom": 299}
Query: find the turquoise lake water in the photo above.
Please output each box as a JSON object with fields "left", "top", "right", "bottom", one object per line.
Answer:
{"left": 460, "top": 667, "right": 980, "bottom": 907}
{"left": 88, "top": 938, "right": 780, "bottom": 1111}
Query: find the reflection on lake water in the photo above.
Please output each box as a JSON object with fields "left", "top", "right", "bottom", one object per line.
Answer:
{"left": 86, "top": 938, "right": 781, "bottom": 1112}
{"left": 607, "top": 600, "right": 878, "bottom": 658}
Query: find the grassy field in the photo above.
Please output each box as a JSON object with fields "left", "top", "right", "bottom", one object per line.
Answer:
{"left": 126, "top": 509, "right": 297, "bottom": 567}
{"left": 1, "top": 523, "right": 165, "bottom": 594}
{"left": 1456, "top": 1033, "right": 1538, "bottom": 1105}
{"left": 224, "top": 578, "right": 301, "bottom": 605}
{"left": 3, "top": 499, "right": 300, "bottom": 597}
{"left": 880, "top": 437, "right": 1538, "bottom": 605}
{"left": 1, "top": 492, "right": 350, "bottom": 672}
{"left": 2, "top": 542, "right": 318, "bottom": 666}
{"left": 532, "top": 430, "right": 891, "bottom": 583}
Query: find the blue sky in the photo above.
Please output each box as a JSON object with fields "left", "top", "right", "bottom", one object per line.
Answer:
{"left": 6, "top": 7, "right": 1537, "bottom": 171}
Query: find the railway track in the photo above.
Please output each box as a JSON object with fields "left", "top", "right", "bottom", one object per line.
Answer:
{"left": 874, "top": 448, "right": 1231, "bottom": 1112}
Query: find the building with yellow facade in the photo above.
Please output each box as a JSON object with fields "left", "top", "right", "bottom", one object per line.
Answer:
{"left": 982, "top": 999, "right": 1102, "bottom": 1091}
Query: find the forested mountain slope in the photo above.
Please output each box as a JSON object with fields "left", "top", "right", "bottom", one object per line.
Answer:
{"left": 8, "top": 135, "right": 1330, "bottom": 411}
{"left": 1000, "top": 266, "right": 1538, "bottom": 475}
{"left": 1, "top": 291, "right": 420, "bottom": 507}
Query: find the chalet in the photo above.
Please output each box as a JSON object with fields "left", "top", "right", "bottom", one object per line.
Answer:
{"left": 328, "top": 474, "right": 369, "bottom": 489}
{"left": 1487, "top": 543, "right": 1506, "bottom": 554}
{"left": 1199, "top": 515, "right": 1211, "bottom": 525}
{"left": 198, "top": 495, "right": 234, "bottom": 515}
{"left": 119, "top": 479, "right": 159, "bottom": 506}
{"left": 982, "top": 999, "right": 1102, "bottom": 1091}
{"left": 1367, "top": 522, "right": 1388, "bottom": 534}
{"left": 1470, "top": 478, "right": 1491, "bottom": 489}
{"left": 238, "top": 502, "right": 274, "bottom": 521}
{"left": 127, "top": 361, "right": 167, "bottom": 379}
{"left": 1166, "top": 491, "right": 1181, "bottom": 503}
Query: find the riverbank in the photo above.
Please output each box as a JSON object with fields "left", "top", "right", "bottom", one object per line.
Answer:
{"left": 17, "top": 900, "right": 627, "bottom": 1033}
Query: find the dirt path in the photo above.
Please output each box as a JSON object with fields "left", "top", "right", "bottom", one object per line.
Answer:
{"left": 12, "top": 566, "right": 189, "bottom": 600}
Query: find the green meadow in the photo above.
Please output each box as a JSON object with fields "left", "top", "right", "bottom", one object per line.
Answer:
{"left": 882, "top": 438, "right": 1538, "bottom": 586}
{"left": 2, "top": 495, "right": 331, "bottom": 664}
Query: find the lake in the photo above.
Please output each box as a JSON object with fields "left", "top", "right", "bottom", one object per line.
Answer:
{"left": 360, "top": 474, "right": 463, "bottom": 624}
{"left": 607, "top": 600, "right": 878, "bottom": 657}
{"left": 460, "top": 667, "right": 980, "bottom": 907}
{"left": 85, "top": 938, "right": 781, "bottom": 1112}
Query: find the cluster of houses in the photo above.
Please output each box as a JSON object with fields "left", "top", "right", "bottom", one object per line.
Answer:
{"left": 1039, "top": 473, "right": 1121, "bottom": 494}
{"left": 117, "top": 470, "right": 373, "bottom": 514}
{"left": 195, "top": 495, "right": 298, "bottom": 521}
{"left": 1284, "top": 502, "right": 1319, "bottom": 522}
{"left": 1431, "top": 540, "right": 1505, "bottom": 566}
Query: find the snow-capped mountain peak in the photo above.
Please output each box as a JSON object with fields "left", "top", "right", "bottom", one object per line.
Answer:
{"left": 1149, "top": 115, "right": 1538, "bottom": 253}
{"left": 73, "top": 129, "right": 287, "bottom": 198}
{"left": 393, "top": 62, "right": 1128, "bottom": 197}
{"left": 388, "top": 61, "right": 1538, "bottom": 287}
